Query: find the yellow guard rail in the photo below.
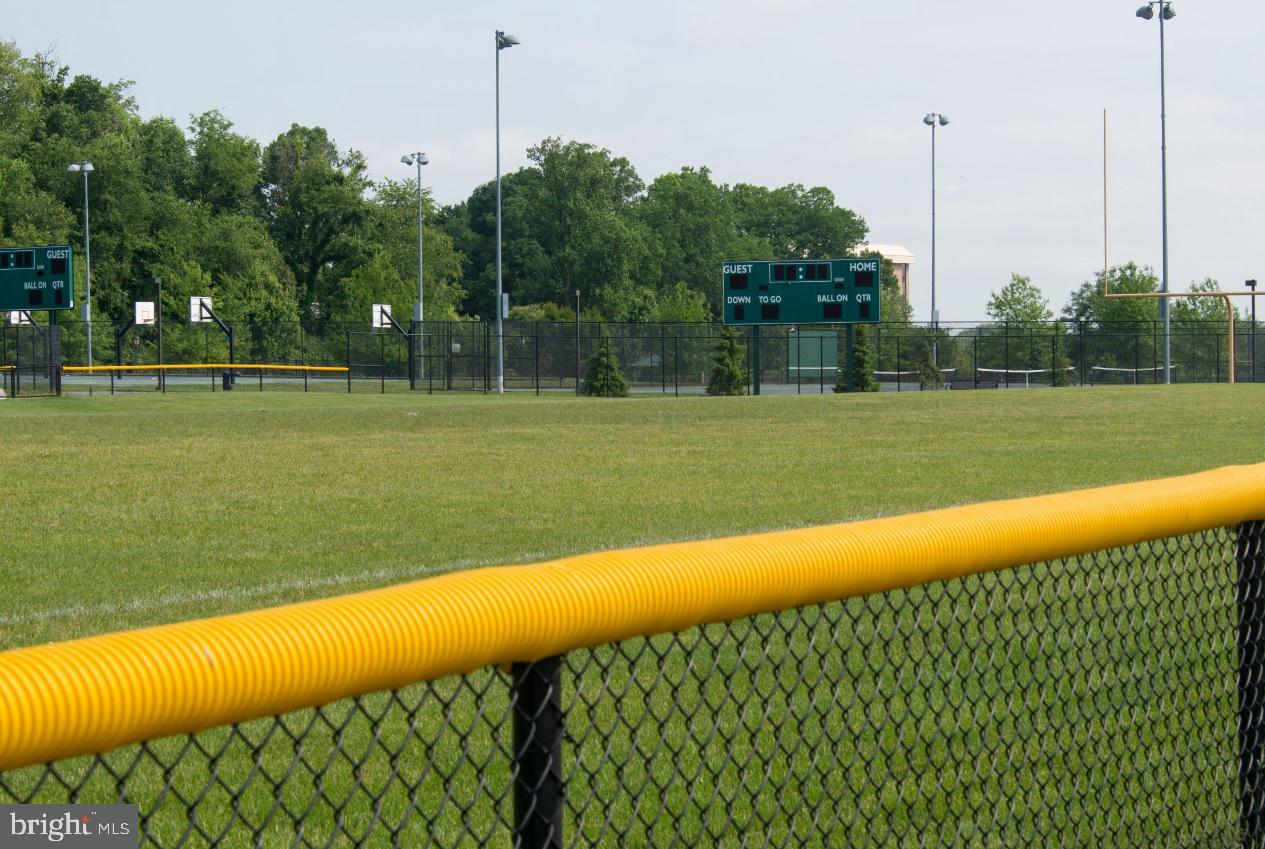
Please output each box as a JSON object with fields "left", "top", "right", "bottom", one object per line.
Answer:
{"left": 2, "top": 462, "right": 1264, "bottom": 770}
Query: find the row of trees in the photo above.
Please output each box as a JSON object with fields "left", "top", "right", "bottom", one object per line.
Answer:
{"left": 0, "top": 42, "right": 911, "bottom": 334}
{"left": 3, "top": 42, "right": 1242, "bottom": 341}
{"left": 987, "top": 263, "right": 1239, "bottom": 327}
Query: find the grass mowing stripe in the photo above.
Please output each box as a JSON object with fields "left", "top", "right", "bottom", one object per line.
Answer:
{"left": 2, "top": 386, "right": 1263, "bottom": 649}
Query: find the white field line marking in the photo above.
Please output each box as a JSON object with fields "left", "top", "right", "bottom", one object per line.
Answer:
{"left": 0, "top": 561, "right": 473, "bottom": 627}
{"left": 2, "top": 515, "right": 893, "bottom": 628}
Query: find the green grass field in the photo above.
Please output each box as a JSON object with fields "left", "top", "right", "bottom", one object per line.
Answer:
{"left": 2, "top": 386, "right": 1263, "bottom": 846}
{"left": 1, "top": 385, "right": 1263, "bottom": 649}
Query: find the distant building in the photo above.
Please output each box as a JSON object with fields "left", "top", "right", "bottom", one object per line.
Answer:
{"left": 861, "top": 244, "right": 915, "bottom": 302}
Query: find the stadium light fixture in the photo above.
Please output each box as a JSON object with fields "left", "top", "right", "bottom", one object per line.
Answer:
{"left": 400, "top": 151, "right": 429, "bottom": 327}
{"left": 494, "top": 29, "right": 520, "bottom": 394}
{"left": 401, "top": 150, "right": 429, "bottom": 384}
{"left": 66, "top": 161, "right": 95, "bottom": 366}
{"left": 1136, "top": 0, "right": 1177, "bottom": 383}
{"left": 922, "top": 114, "right": 949, "bottom": 366}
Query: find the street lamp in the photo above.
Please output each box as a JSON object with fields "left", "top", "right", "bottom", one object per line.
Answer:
{"left": 1248, "top": 279, "right": 1258, "bottom": 383}
{"left": 922, "top": 113, "right": 949, "bottom": 366}
{"left": 495, "top": 29, "right": 519, "bottom": 395}
{"left": 399, "top": 152, "right": 429, "bottom": 325}
{"left": 66, "top": 161, "right": 94, "bottom": 366}
{"left": 1136, "top": 1, "right": 1176, "bottom": 383}
{"left": 401, "top": 152, "right": 429, "bottom": 384}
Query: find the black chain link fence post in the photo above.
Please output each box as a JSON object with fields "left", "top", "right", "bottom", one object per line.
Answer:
{"left": 1239, "top": 520, "right": 1265, "bottom": 848}
{"left": 511, "top": 657, "right": 564, "bottom": 849}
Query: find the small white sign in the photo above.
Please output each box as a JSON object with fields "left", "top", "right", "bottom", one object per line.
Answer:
{"left": 7, "top": 311, "right": 33, "bottom": 326}
{"left": 189, "top": 296, "right": 212, "bottom": 323}
{"left": 135, "top": 302, "right": 156, "bottom": 326}
{"left": 372, "top": 303, "right": 393, "bottom": 329}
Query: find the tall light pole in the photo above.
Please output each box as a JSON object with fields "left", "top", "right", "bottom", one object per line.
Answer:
{"left": 401, "top": 152, "right": 429, "bottom": 383}
{"left": 400, "top": 152, "right": 429, "bottom": 324}
{"left": 1136, "top": 1, "right": 1175, "bottom": 384}
{"left": 922, "top": 114, "right": 949, "bottom": 366}
{"left": 67, "top": 161, "right": 94, "bottom": 366}
{"left": 495, "top": 29, "right": 519, "bottom": 395}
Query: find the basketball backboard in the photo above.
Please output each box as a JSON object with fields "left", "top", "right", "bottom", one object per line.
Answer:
{"left": 189, "top": 297, "right": 212, "bottom": 323}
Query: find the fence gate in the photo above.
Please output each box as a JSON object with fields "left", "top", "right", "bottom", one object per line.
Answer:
{"left": 1, "top": 323, "right": 60, "bottom": 397}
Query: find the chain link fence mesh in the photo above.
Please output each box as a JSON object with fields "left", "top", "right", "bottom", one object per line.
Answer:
{"left": 0, "top": 323, "right": 61, "bottom": 396}
{"left": 2, "top": 522, "right": 1263, "bottom": 847}
{"left": 42, "top": 318, "right": 1265, "bottom": 395}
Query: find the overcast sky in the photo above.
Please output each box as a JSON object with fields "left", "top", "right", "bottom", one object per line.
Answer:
{"left": 10, "top": 0, "right": 1265, "bottom": 319}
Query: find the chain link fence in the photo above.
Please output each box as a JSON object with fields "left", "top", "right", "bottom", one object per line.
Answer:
{"left": 0, "top": 323, "right": 61, "bottom": 396}
{"left": 2, "top": 515, "right": 1263, "bottom": 847}
{"left": 40, "top": 317, "right": 1265, "bottom": 395}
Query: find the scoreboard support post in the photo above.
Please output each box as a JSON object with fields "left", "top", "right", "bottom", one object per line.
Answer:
{"left": 752, "top": 326, "right": 761, "bottom": 396}
{"left": 846, "top": 324, "right": 855, "bottom": 393}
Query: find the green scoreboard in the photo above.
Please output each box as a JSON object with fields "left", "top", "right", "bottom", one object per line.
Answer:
{"left": 0, "top": 245, "right": 74, "bottom": 312}
{"left": 722, "top": 258, "right": 880, "bottom": 325}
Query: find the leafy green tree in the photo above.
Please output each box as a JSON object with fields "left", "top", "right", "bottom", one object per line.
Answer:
{"left": 638, "top": 167, "right": 731, "bottom": 293}
{"left": 437, "top": 169, "right": 546, "bottom": 318}
{"left": 834, "top": 326, "right": 878, "bottom": 393}
{"left": 259, "top": 124, "right": 370, "bottom": 319}
{"left": 917, "top": 340, "right": 944, "bottom": 389}
{"left": 729, "top": 183, "right": 866, "bottom": 258}
{"left": 0, "top": 43, "right": 43, "bottom": 158}
{"left": 188, "top": 111, "right": 260, "bottom": 214}
{"left": 0, "top": 157, "right": 73, "bottom": 244}
{"left": 354, "top": 178, "right": 465, "bottom": 322}
{"left": 637, "top": 167, "right": 769, "bottom": 315}
{"left": 1062, "top": 262, "right": 1160, "bottom": 325}
{"left": 1062, "top": 263, "right": 1161, "bottom": 375}
{"left": 1171, "top": 277, "right": 1238, "bottom": 323}
{"left": 508, "top": 302, "right": 575, "bottom": 322}
{"left": 139, "top": 117, "right": 192, "bottom": 196}
{"left": 707, "top": 326, "right": 748, "bottom": 396}
{"left": 527, "top": 137, "right": 654, "bottom": 320}
{"left": 648, "top": 282, "right": 710, "bottom": 323}
{"left": 988, "top": 274, "right": 1052, "bottom": 325}
{"left": 581, "top": 332, "right": 629, "bottom": 397}
{"left": 596, "top": 284, "right": 658, "bottom": 323}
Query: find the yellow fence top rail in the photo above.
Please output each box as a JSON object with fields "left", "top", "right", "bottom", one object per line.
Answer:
{"left": 2, "top": 463, "right": 1265, "bottom": 770}
{"left": 62, "top": 363, "right": 349, "bottom": 373}
{"left": 0, "top": 365, "right": 13, "bottom": 371}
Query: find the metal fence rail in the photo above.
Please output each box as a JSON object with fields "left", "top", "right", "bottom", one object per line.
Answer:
{"left": 42, "top": 318, "right": 1265, "bottom": 395}
{"left": 2, "top": 467, "right": 1265, "bottom": 847}
{"left": 61, "top": 363, "right": 353, "bottom": 395}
